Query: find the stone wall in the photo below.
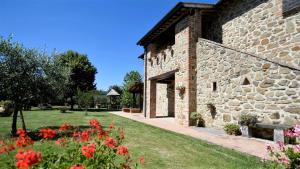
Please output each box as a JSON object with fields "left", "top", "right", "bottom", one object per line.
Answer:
{"left": 213, "top": 0, "right": 300, "bottom": 69}
{"left": 196, "top": 38, "right": 300, "bottom": 128}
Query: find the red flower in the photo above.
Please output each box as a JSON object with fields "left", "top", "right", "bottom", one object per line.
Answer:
{"left": 109, "top": 122, "right": 114, "bottom": 129}
{"left": 0, "top": 146, "right": 8, "bottom": 155}
{"left": 103, "top": 136, "right": 117, "bottom": 148}
{"left": 72, "top": 131, "right": 81, "bottom": 138}
{"left": 70, "top": 164, "right": 86, "bottom": 169}
{"left": 39, "top": 128, "right": 56, "bottom": 139}
{"left": 16, "top": 129, "right": 26, "bottom": 137}
{"left": 59, "top": 123, "right": 73, "bottom": 131}
{"left": 0, "top": 141, "right": 15, "bottom": 155}
{"left": 15, "top": 136, "right": 34, "bottom": 147}
{"left": 55, "top": 138, "right": 67, "bottom": 146}
{"left": 80, "top": 131, "right": 90, "bottom": 142}
{"left": 139, "top": 156, "right": 145, "bottom": 165}
{"left": 89, "top": 119, "right": 101, "bottom": 129}
{"left": 15, "top": 149, "right": 42, "bottom": 169}
{"left": 117, "top": 145, "right": 128, "bottom": 156}
{"left": 81, "top": 143, "right": 96, "bottom": 159}
{"left": 97, "top": 129, "right": 108, "bottom": 140}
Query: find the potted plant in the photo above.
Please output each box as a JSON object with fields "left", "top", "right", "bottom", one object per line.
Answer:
{"left": 176, "top": 85, "right": 185, "bottom": 97}
{"left": 224, "top": 124, "right": 241, "bottom": 136}
{"left": 239, "top": 114, "right": 257, "bottom": 137}
{"left": 190, "top": 112, "right": 205, "bottom": 127}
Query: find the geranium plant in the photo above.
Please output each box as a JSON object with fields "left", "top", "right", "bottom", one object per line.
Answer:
{"left": 263, "top": 125, "right": 300, "bottom": 169}
{"left": 0, "top": 119, "right": 144, "bottom": 169}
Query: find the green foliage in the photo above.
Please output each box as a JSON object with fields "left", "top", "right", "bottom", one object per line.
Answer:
{"left": 224, "top": 124, "right": 241, "bottom": 136}
{"left": 190, "top": 112, "right": 205, "bottom": 127}
{"left": 286, "top": 147, "right": 300, "bottom": 169}
{"left": 239, "top": 114, "right": 257, "bottom": 126}
{"left": 0, "top": 100, "right": 13, "bottom": 109}
{"left": 56, "top": 50, "right": 97, "bottom": 109}
{"left": 121, "top": 71, "right": 142, "bottom": 107}
{"left": 58, "top": 106, "right": 69, "bottom": 113}
{"left": 0, "top": 36, "right": 53, "bottom": 133}
{"left": 77, "top": 90, "right": 94, "bottom": 110}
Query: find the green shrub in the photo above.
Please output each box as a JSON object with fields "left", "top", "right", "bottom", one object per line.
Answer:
{"left": 224, "top": 124, "right": 241, "bottom": 136}
{"left": 0, "top": 100, "right": 13, "bottom": 109}
{"left": 58, "top": 106, "right": 68, "bottom": 113}
{"left": 239, "top": 114, "right": 257, "bottom": 126}
{"left": 190, "top": 112, "right": 205, "bottom": 127}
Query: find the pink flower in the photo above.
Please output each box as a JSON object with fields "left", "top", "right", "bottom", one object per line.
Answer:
{"left": 277, "top": 141, "right": 285, "bottom": 151}
{"left": 294, "top": 145, "right": 300, "bottom": 153}
{"left": 284, "top": 130, "right": 295, "bottom": 138}
{"left": 266, "top": 144, "right": 273, "bottom": 152}
{"left": 278, "top": 157, "right": 290, "bottom": 165}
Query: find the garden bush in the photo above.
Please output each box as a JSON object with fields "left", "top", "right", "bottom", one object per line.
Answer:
{"left": 239, "top": 114, "right": 257, "bottom": 126}
{"left": 0, "top": 119, "right": 144, "bottom": 169}
{"left": 0, "top": 100, "right": 14, "bottom": 117}
{"left": 59, "top": 106, "right": 69, "bottom": 113}
{"left": 224, "top": 124, "right": 241, "bottom": 136}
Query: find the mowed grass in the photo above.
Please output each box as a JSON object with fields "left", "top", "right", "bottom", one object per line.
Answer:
{"left": 0, "top": 110, "right": 264, "bottom": 169}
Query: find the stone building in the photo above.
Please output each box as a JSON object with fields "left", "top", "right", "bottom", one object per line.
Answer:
{"left": 137, "top": 0, "right": 300, "bottom": 128}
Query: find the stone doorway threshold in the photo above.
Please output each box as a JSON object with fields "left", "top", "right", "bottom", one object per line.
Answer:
{"left": 110, "top": 111, "right": 275, "bottom": 159}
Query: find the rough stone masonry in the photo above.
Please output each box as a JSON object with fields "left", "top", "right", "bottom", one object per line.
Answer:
{"left": 139, "top": 0, "right": 300, "bottom": 128}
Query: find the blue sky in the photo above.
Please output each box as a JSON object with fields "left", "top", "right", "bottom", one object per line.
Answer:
{"left": 0, "top": 0, "right": 217, "bottom": 90}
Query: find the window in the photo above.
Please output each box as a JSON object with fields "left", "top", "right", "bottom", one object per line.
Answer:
{"left": 283, "top": 0, "right": 300, "bottom": 16}
{"left": 213, "top": 82, "right": 217, "bottom": 92}
{"left": 242, "top": 78, "right": 250, "bottom": 85}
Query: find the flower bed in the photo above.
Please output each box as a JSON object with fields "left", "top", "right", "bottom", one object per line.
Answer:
{"left": 0, "top": 119, "right": 144, "bottom": 169}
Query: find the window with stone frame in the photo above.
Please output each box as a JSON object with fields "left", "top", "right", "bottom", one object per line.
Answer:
{"left": 283, "top": 0, "right": 300, "bottom": 16}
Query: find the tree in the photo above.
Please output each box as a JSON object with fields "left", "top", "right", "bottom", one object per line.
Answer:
{"left": 0, "top": 37, "right": 46, "bottom": 135}
{"left": 77, "top": 90, "right": 94, "bottom": 115}
{"left": 121, "top": 71, "right": 142, "bottom": 107}
{"left": 56, "top": 50, "right": 97, "bottom": 109}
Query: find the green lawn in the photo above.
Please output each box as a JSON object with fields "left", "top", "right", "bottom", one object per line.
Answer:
{"left": 0, "top": 110, "right": 264, "bottom": 169}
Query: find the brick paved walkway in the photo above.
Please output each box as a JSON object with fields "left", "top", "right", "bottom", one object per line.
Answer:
{"left": 110, "top": 111, "right": 276, "bottom": 159}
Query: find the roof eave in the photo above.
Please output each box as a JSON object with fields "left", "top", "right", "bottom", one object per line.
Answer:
{"left": 137, "top": 2, "right": 215, "bottom": 47}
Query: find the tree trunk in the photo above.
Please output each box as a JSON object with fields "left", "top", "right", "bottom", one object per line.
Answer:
{"left": 11, "top": 104, "right": 19, "bottom": 136}
{"left": 19, "top": 106, "right": 27, "bottom": 132}
{"left": 70, "top": 96, "right": 74, "bottom": 110}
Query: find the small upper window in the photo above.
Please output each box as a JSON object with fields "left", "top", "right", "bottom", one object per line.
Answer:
{"left": 283, "top": 0, "right": 300, "bottom": 16}
{"left": 213, "top": 82, "right": 217, "bottom": 92}
{"left": 242, "top": 78, "right": 250, "bottom": 85}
